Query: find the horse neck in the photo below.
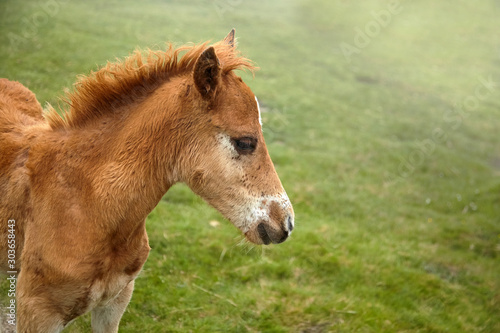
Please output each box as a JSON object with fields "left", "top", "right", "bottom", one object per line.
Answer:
{"left": 68, "top": 78, "right": 190, "bottom": 225}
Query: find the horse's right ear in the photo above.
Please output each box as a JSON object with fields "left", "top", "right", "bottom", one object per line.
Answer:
{"left": 193, "top": 46, "right": 221, "bottom": 99}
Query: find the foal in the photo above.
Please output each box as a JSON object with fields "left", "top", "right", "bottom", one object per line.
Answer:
{"left": 0, "top": 30, "right": 294, "bottom": 332}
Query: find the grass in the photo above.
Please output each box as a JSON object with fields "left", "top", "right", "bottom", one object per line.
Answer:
{"left": 1, "top": 0, "right": 499, "bottom": 331}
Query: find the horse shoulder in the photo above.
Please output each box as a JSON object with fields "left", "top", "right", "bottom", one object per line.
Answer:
{"left": 0, "top": 79, "right": 47, "bottom": 273}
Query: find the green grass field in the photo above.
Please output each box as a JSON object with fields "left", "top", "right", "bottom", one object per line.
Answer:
{"left": 1, "top": 0, "right": 499, "bottom": 332}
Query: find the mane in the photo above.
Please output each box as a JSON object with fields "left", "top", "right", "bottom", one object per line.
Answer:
{"left": 45, "top": 40, "right": 256, "bottom": 129}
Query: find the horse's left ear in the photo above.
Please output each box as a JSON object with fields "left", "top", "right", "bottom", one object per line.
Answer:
{"left": 193, "top": 46, "right": 221, "bottom": 99}
{"left": 223, "top": 28, "right": 235, "bottom": 47}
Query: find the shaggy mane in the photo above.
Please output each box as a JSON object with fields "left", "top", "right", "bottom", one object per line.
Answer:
{"left": 46, "top": 40, "right": 255, "bottom": 129}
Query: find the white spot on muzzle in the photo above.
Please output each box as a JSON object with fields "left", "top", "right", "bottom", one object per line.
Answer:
{"left": 238, "top": 191, "right": 293, "bottom": 233}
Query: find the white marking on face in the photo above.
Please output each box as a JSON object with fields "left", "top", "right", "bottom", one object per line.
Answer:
{"left": 215, "top": 133, "right": 238, "bottom": 158}
{"left": 255, "top": 96, "right": 262, "bottom": 127}
{"left": 236, "top": 191, "right": 293, "bottom": 233}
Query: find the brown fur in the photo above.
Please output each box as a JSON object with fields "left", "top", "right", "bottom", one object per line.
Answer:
{"left": 0, "top": 31, "right": 293, "bottom": 332}
{"left": 46, "top": 41, "right": 254, "bottom": 130}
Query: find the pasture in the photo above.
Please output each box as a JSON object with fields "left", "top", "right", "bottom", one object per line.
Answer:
{"left": 1, "top": 0, "right": 499, "bottom": 332}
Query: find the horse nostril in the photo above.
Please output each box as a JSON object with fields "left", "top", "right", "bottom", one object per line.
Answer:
{"left": 276, "top": 232, "right": 288, "bottom": 244}
{"left": 287, "top": 215, "right": 294, "bottom": 233}
{"left": 257, "top": 223, "right": 271, "bottom": 245}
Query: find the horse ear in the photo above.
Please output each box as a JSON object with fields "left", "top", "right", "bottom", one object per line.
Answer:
{"left": 223, "top": 28, "right": 235, "bottom": 48}
{"left": 193, "top": 46, "right": 221, "bottom": 99}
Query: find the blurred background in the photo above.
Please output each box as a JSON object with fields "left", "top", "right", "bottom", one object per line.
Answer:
{"left": 1, "top": 0, "right": 499, "bottom": 332}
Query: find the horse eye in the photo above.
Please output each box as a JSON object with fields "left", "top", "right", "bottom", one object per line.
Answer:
{"left": 233, "top": 137, "right": 257, "bottom": 154}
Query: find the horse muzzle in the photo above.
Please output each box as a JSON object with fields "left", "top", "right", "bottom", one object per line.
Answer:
{"left": 245, "top": 214, "right": 294, "bottom": 245}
